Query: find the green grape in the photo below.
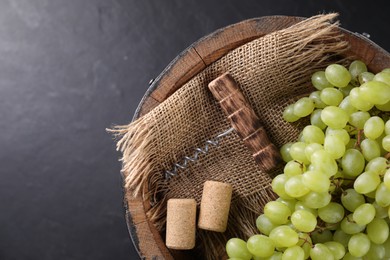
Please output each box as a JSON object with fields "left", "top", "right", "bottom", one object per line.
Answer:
{"left": 349, "top": 111, "right": 371, "bottom": 129}
{"left": 304, "top": 143, "right": 323, "bottom": 162}
{"left": 384, "top": 169, "right": 390, "bottom": 190}
{"left": 262, "top": 251, "right": 283, "bottom": 260}
{"left": 360, "top": 139, "right": 381, "bottom": 161}
{"left": 226, "top": 238, "right": 252, "bottom": 260}
{"left": 352, "top": 203, "right": 375, "bottom": 225}
{"left": 386, "top": 120, "right": 390, "bottom": 135}
{"left": 382, "top": 135, "right": 390, "bottom": 151}
{"left": 373, "top": 71, "right": 390, "bottom": 85}
{"left": 297, "top": 232, "right": 312, "bottom": 259}
{"left": 372, "top": 201, "right": 388, "bottom": 218}
{"left": 289, "top": 142, "right": 309, "bottom": 165}
{"left": 264, "top": 201, "right": 291, "bottom": 225}
{"left": 349, "top": 60, "right": 367, "bottom": 79}
{"left": 341, "top": 189, "right": 365, "bottom": 212}
{"left": 346, "top": 138, "right": 357, "bottom": 149}
{"left": 343, "top": 252, "right": 362, "bottom": 260}
{"left": 280, "top": 142, "right": 293, "bottom": 162}
{"left": 325, "top": 64, "right": 351, "bottom": 88}
{"left": 341, "top": 149, "right": 365, "bottom": 177}
{"left": 365, "top": 157, "right": 387, "bottom": 175}
{"left": 269, "top": 225, "right": 299, "bottom": 248}
{"left": 348, "top": 233, "right": 370, "bottom": 257}
{"left": 309, "top": 91, "right": 327, "bottom": 109}
{"left": 321, "top": 106, "right": 349, "bottom": 129}
{"left": 365, "top": 190, "right": 376, "bottom": 199}
{"left": 307, "top": 164, "right": 315, "bottom": 171}
{"left": 310, "top": 149, "right": 338, "bottom": 177}
{"left": 360, "top": 80, "right": 390, "bottom": 105}
{"left": 366, "top": 217, "right": 389, "bottom": 244}
{"left": 376, "top": 134, "right": 387, "bottom": 157}
{"left": 294, "top": 201, "right": 318, "bottom": 217}
{"left": 282, "top": 245, "right": 305, "bottom": 260}
{"left": 364, "top": 243, "right": 385, "bottom": 260}
{"left": 320, "top": 88, "right": 343, "bottom": 106}
{"left": 300, "top": 191, "right": 331, "bottom": 209}
{"left": 302, "top": 125, "right": 325, "bottom": 144}
{"left": 256, "top": 214, "right": 277, "bottom": 236}
{"left": 272, "top": 174, "right": 292, "bottom": 199}
{"left": 276, "top": 198, "right": 296, "bottom": 212}
{"left": 364, "top": 116, "right": 385, "bottom": 140}
{"left": 310, "top": 243, "right": 335, "bottom": 260}
{"left": 358, "top": 71, "right": 374, "bottom": 84}
{"left": 376, "top": 100, "right": 390, "bottom": 111}
{"left": 247, "top": 235, "right": 275, "bottom": 258}
{"left": 302, "top": 170, "right": 330, "bottom": 193}
{"left": 349, "top": 87, "right": 374, "bottom": 111}
{"left": 298, "top": 131, "right": 305, "bottom": 142}
{"left": 284, "top": 160, "right": 305, "bottom": 177}
{"left": 310, "top": 109, "right": 327, "bottom": 130}
{"left": 339, "top": 96, "right": 358, "bottom": 115}
{"left": 324, "top": 241, "right": 345, "bottom": 260}
{"left": 290, "top": 209, "right": 317, "bottom": 232}
{"left": 318, "top": 202, "right": 345, "bottom": 224}
{"left": 285, "top": 175, "right": 310, "bottom": 198}
{"left": 344, "top": 124, "right": 356, "bottom": 133}
{"left": 283, "top": 104, "right": 300, "bottom": 122}
{"left": 324, "top": 135, "right": 345, "bottom": 159}
{"left": 329, "top": 172, "right": 343, "bottom": 193}
{"left": 312, "top": 71, "right": 334, "bottom": 90}
{"left": 293, "top": 97, "right": 315, "bottom": 117}
{"left": 354, "top": 171, "right": 380, "bottom": 194}
{"left": 311, "top": 229, "right": 333, "bottom": 244}
{"left": 384, "top": 236, "right": 390, "bottom": 258}
{"left": 340, "top": 214, "right": 366, "bottom": 234}
{"left": 326, "top": 128, "right": 350, "bottom": 145}
{"left": 339, "top": 84, "right": 354, "bottom": 97}
{"left": 333, "top": 229, "right": 351, "bottom": 248}
{"left": 375, "top": 183, "right": 390, "bottom": 207}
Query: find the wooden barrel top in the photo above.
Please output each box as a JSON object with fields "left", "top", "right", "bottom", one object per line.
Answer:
{"left": 123, "top": 16, "right": 390, "bottom": 260}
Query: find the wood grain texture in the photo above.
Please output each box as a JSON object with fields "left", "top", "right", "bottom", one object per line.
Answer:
{"left": 128, "top": 16, "right": 390, "bottom": 259}
{"left": 208, "top": 72, "right": 282, "bottom": 172}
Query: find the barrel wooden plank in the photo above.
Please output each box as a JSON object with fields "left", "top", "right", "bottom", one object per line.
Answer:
{"left": 126, "top": 16, "right": 390, "bottom": 260}
{"left": 150, "top": 48, "right": 205, "bottom": 103}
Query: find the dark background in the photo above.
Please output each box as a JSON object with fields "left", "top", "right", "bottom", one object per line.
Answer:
{"left": 1, "top": 0, "right": 389, "bottom": 259}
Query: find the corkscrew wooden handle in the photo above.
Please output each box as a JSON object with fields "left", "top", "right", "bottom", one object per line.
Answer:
{"left": 208, "top": 72, "right": 282, "bottom": 172}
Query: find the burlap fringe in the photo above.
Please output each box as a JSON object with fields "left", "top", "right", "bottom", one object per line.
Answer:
{"left": 107, "top": 116, "right": 158, "bottom": 198}
{"left": 109, "top": 13, "right": 349, "bottom": 260}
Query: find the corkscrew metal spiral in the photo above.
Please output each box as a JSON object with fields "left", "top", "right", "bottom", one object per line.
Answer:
{"left": 164, "top": 127, "right": 235, "bottom": 180}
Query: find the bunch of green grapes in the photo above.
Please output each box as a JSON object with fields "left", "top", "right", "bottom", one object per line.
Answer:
{"left": 226, "top": 61, "right": 390, "bottom": 260}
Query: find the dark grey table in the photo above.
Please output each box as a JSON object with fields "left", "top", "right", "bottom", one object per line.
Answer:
{"left": 1, "top": 1, "right": 389, "bottom": 259}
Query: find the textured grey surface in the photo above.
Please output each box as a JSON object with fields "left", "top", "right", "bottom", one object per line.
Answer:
{"left": 0, "top": 0, "right": 389, "bottom": 259}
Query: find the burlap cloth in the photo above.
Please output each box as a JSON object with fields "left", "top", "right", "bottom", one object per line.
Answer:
{"left": 110, "top": 14, "right": 349, "bottom": 259}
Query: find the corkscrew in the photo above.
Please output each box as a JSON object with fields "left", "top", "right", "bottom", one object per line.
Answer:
{"left": 164, "top": 73, "right": 282, "bottom": 181}
{"left": 164, "top": 127, "right": 235, "bottom": 180}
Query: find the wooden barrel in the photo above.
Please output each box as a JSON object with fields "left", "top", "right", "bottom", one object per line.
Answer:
{"left": 124, "top": 16, "right": 390, "bottom": 259}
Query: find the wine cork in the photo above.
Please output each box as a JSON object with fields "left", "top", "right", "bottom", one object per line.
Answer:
{"left": 166, "top": 198, "right": 197, "bottom": 250}
{"left": 198, "top": 180, "right": 233, "bottom": 232}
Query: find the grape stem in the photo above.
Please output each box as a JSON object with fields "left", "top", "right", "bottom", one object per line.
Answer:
{"left": 354, "top": 129, "right": 364, "bottom": 149}
{"left": 298, "top": 236, "right": 313, "bottom": 248}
